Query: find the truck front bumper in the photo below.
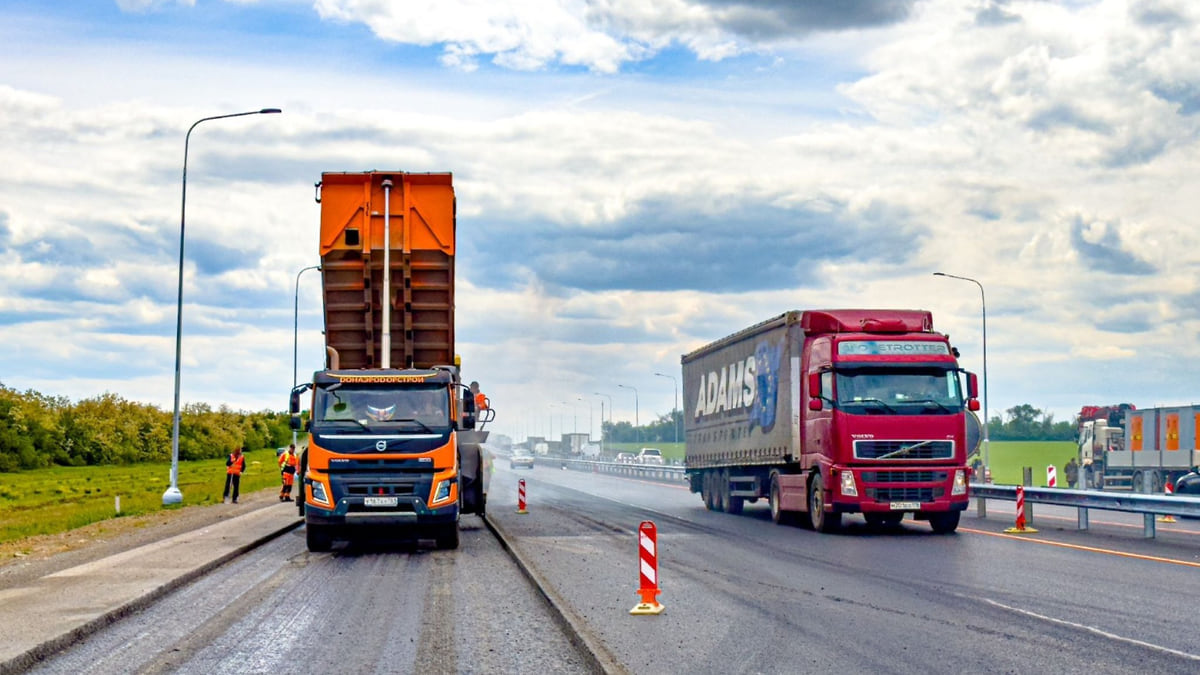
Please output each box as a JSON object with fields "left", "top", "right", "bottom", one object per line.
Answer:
{"left": 305, "top": 496, "right": 459, "bottom": 529}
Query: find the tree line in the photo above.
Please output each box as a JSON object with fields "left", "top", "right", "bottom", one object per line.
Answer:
{"left": 0, "top": 381, "right": 290, "bottom": 473}
{"left": 597, "top": 404, "right": 1076, "bottom": 443}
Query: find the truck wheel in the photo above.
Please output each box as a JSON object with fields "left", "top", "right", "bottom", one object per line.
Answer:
{"left": 702, "top": 472, "right": 716, "bottom": 510}
{"left": 435, "top": 523, "right": 460, "bottom": 550}
{"left": 306, "top": 524, "right": 332, "bottom": 552}
{"left": 1132, "top": 471, "right": 1143, "bottom": 492}
{"left": 770, "top": 475, "right": 794, "bottom": 525}
{"left": 723, "top": 470, "right": 744, "bottom": 515}
{"left": 808, "top": 473, "right": 841, "bottom": 533}
{"left": 929, "top": 511, "right": 960, "bottom": 534}
{"left": 714, "top": 471, "right": 728, "bottom": 512}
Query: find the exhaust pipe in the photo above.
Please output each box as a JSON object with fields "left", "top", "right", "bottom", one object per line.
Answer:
{"left": 326, "top": 346, "right": 340, "bottom": 370}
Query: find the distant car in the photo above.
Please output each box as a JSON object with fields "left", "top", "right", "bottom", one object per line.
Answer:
{"left": 1175, "top": 471, "right": 1200, "bottom": 519}
{"left": 614, "top": 452, "right": 635, "bottom": 464}
{"left": 275, "top": 447, "right": 288, "bottom": 457}
{"left": 637, "top": 448, "right": 664, "bottom": 465}
{"left": 510, "top": 450, "right": 535, "bottom": 470}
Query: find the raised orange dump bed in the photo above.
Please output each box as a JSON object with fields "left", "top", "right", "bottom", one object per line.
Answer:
{"left": 316, "top": 172, "right": 455, "bottom": 370}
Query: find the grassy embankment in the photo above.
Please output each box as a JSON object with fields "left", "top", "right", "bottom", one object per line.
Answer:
{"left": 608, "top": 440, "right": 1076, "bottom": 486}
{"left": 0, "top": 449, "right": 283, "bottom": 545}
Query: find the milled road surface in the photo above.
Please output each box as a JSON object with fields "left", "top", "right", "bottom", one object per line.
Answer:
{"left": 27, "top": 517, "right": 594, "bottom": 675}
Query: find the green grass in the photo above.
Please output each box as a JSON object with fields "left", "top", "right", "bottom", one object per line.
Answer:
{"left": 0, "top": 449, "right": 284, "bottom": 544}
{"left": 977, "top": 441, "right": 1077, "bottom": 486}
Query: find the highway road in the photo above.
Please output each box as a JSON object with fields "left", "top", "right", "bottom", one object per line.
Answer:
{"left": 487, "top": 462, "right": 1200, "bottom": 673}
{"left": 28, "top": 461, "right": 1200, "bottom": 674}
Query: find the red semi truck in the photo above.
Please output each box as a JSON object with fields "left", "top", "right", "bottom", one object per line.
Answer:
{"left": 682, "top": 309, "right": 978, "bottom": 533}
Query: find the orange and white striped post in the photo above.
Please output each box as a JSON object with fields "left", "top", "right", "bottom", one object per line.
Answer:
{"left": 517, "top": 478, "right": 528, "bottom": 514}
{"left": 1004, "top": 485, "right": 1038, "bottom": 534}
{"left": 1158, "top": 479, "right": 1177, "bottom": 523}
{"left": 630, "top": 520, "right": 664, "bottom": 615}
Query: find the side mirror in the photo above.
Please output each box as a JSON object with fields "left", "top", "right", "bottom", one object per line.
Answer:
{"left": 808, "top": 399, "right": 823, "bottom": 411}
{"left": 968, "top": 399, "right": 981, "bottom": 412}
{"left": 966, "top": 372, "right": 979, "bottom": 399}
{"left": 807, "top": 372, "right": 821, "bottom": 398}
{"left": 289, "top": 391, "right": 301, "bottom": 415}
{"left": 289, "top": 415, "right": 301, "bottom": 430}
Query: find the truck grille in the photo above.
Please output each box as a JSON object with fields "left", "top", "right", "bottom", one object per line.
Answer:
{"left": 861, "top": 471, "right": 947, "bottom": 483}
{"left": 346, "top": 484, "right": 417, "bottom": 496}
{"left": 866, "top": 487, "right": 943, "bottom": 502}
{"left": 853, "top": 440, "right": 953, "bottom": 460}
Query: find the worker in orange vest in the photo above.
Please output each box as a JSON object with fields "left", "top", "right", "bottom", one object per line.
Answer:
{"left": 470, "top": 381, "right": 489, "bottom": 412}
{"left": 278, "top": 444, "right": 299, "bottom": 502}
{"left": 224, "top": 446, "right": 246, "bottom": 504}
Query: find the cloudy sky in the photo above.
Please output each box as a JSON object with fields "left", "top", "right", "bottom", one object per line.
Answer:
{"left": 3, "top": 0, "right": 1200, "bottom": 443}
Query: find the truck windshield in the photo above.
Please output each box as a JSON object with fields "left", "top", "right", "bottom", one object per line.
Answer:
{"left": 313, "top": 384, "right": 449, "bottom": 430}
{"left": 835, "top": 367, "right": 963, "bottom": 415}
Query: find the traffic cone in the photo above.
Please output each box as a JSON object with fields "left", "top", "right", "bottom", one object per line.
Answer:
{"left": 1158, "top": 479, "right": 1177, "bottom": 523}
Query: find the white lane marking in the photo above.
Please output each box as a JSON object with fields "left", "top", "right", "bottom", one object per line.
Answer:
{"left": 979, "top": 598, "right": 1200, "bottom": 662}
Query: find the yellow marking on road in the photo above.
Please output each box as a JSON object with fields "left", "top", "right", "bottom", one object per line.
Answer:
{"left": 959, "top": 526, "right": 1200, "bottom": 568}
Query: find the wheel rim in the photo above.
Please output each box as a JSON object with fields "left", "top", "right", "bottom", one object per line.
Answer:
{"left": 771, "top": 480, "right": 780, "bottom": 520}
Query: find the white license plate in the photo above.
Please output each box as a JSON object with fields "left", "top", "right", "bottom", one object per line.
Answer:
{"left": 363, "top": 496, "right": 398, "bottom": 508}
{"left": 889, "top": 501, "right": 920, "bottom": 510}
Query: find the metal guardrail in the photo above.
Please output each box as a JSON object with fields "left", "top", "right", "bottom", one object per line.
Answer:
{"left": 548, "top": 458, "right": 688, "bottom": 484}
{"left": 970, "top": 483, "right": 1200, "bottom": 538}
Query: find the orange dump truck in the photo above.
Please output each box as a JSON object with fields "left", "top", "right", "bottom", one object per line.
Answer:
{"left": 289, "top": 172, "right": 491, "bottom": 551}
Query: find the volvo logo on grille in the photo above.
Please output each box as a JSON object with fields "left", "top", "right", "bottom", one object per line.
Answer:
{"left": 375, "top": 440, "right": 387, "bottom": 452}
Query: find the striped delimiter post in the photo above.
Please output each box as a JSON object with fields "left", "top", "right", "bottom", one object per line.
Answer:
{"left": 630, "top": 520, "right": 664, "bottom": 615}
{"left": 517, "top": 479, "right": 528, "bottom": 514}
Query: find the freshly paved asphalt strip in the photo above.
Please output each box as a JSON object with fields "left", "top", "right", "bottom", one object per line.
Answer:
{"left": 0, "top": 506, "right": 301, "bottom": 675}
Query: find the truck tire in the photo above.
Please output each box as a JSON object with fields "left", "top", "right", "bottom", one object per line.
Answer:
{"left": 723, "top": 470, "right": 744, "bottom": 515}
{"left": 808, "top": 473, "right": 841, "bottom": 533}
{"left": 929, "top": 511, "right": 960, "bottom": 534}
{"left": 1132, "top": 471, "right": 1143, "bottom": 492}
{"left": 770, "top": 475, "right": 795, "bottom": 525}
{"left": 702, "top": 472, "right": 716, "bottom": 511}
{"left": 435, "top": 523, "right": 460, "bottom": 550}
{"left": 306, "top": 524, "right": 332, "bottom": 552}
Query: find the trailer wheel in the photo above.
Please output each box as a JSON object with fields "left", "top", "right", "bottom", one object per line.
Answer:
{"left": 770, "top": 475, "right": 794, "bottom": 525}
{"left": 713, "top": 470, "right": 727, "bottom": 512}
{"left": 723, "top": 470, "right": 744, "bottom": 515}
{"left": 435, "top": 523, "right": 460, "bottom": 550}
{"left": 306, "top": 524, "right": 332, "bottom": 552}
{"left": 808, "top": 473, "right": 840, "bottom": 533}
{"left": 929, "top": 511, "right": 960, "bottom": 534}
{"left": 1132, "top": 471, "right": 1143, "bottom": 492}
{"left": 702, "top": 472, "right": 715, "bottom": 510}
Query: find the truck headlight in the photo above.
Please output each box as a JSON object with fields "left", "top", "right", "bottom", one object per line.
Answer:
{"left": 311, "top": 479, "right": 331, "bottom": 505}
{"left": 433, "top": 479, "right": 453, "bottom": 504}
{"left": 951, "top": 469, "right": 967, "bottom": 496}
{"left": 840, "top": 470, "right": 858, "bottom": 497}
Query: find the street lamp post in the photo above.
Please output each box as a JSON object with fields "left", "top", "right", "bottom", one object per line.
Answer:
{"left": 164, "top": 108, "right": 281, "bottom": 506}
{"left": 578, "top": 397, "right": 592, "bottom": 440}
{"left": 618, "top": 384, "right": 639, "bottom": 443}
{"left": 933, "top": 272, "right": 989, "bottom": 475}
{"left": 292, "top": 264, "right": 321, "bottom": 448}
{"left": 655, "top": 372, "right": 678, "bottom": 446}
{"left": 594, "top": 392, "right": 612, "bottom": 454}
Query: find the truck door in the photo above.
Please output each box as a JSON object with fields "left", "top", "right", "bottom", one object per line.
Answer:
{"left": 802, "top": 336, "right": 832, "bottom": 468}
